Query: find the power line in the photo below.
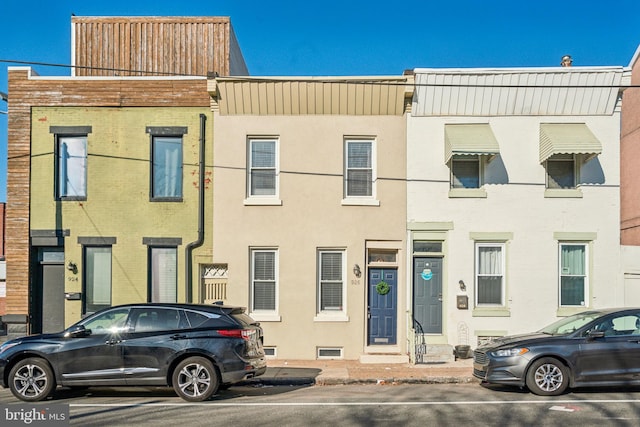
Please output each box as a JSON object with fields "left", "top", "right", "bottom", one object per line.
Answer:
{"left": 1, "top": 58, "right": 638, "bottom": 89}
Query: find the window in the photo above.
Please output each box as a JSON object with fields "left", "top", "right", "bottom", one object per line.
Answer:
{"left": 475, "top": 243, "right": 505, "bottom": 306}
{"left": 131, "top": 308, "right": 182, "bottom": 332}
{"left": 318, "top": 250, "right": 345, "bottom": 312}
{"left": 546, "top": 154, "right": 576, "bottom": 189}
{"left": 57, "top": 135, "right": 87, "bottom": 199}
{"left": 84, "top": 246, "right": 112, "bottom": 314}
{"left": 345, "top": 139, "right": 374, "bottom": 198}
{"left": 451, "top": 155, "right": 480, "bottom": 189}
{"left": 152, "top": 136, "right": 183, "bottom": 199}
{"left": 587, "top": 313, "right": 640, "bottom": 337}
{"left": 149, "top": 247, "right": 177, "bottom": 303}
{"left": 81, "top": 307, "right": 130, "bottom": 335}
{"left": 559, "top": 243, "right": 588, "bottom": 306}
{"left": 251, "top": 249, "right": 277, "bottom": 313}
{"left": 248, "top": 138, "right": 278, "bottom": 197}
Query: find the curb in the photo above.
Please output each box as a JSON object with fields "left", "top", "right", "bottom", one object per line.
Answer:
{"left": 242, "top": 375, "right": 479, "bottom": 387}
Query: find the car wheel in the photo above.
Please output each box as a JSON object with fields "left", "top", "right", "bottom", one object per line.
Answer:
{"left": 8, "top": 358, "right": 56, "bottom": 402}
{"left": 172, "top": 356, "right": 220, "bottom": 402}
{"left": 525, "top": 357, "right": 569, "bottom": 396}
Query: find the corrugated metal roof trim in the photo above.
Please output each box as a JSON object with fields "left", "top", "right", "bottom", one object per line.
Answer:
{"left": 539, "top": 123, "right": 602, "bottom": 163}
{"left": 412, "top": 68, "right": 624, "bottom": 117}
{"left": 210, "top": 77, "right": 413, "bottom": 116}
{"left": 444, "top": 124, "right": 500, "bottom": 163}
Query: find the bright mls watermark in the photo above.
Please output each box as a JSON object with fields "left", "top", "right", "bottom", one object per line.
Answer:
{"left": 1, "top": 404, "right": 68, "bottom": 426}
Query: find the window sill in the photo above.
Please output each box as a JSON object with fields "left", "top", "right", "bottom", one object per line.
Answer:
{"left": 544, "top": 189, "right": 583, "bottom": 198}
{"left": 249, "top": 313, "right": 281, "bottom": 322}
{"left": 244, "top": 198, "right": 283, "bottom": 206}
{"left": 314, "top": 314, "right": 350, "bottom": 322}
{"left": 556, "top": 306, "right": 587, "bottom": 317}
{"left": 341, "top": 198, "right": 380, "bottom": 206}
{"left": 448, "top": 188, "right": 487, "bottom": 198}
{"left": 472, "top": 307, "right": 511, "bottom": 317}
{"left": 150, "top": 197, "right": 183, "bottom": 203}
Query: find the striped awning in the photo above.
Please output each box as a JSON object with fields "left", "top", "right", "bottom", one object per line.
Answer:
{"left": 444, "top": 124, "right": 500, "bottom": 163}
{"left": 539, "top": 123, "right": 602, "bottom": 163}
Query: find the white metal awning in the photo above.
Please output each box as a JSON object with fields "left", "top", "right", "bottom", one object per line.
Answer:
{"left": 539, "top": 123, "right": 602, "bottom": 163}
{"left": 444, "top": 124, "right": 500, "bottom": 163}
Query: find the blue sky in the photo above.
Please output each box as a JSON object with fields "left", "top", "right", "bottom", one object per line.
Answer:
{"left": 1, "top": 0, "right": 640, "bottom": 202}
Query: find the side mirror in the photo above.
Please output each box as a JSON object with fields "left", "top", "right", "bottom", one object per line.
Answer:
{"left": 64, "top": 325, "right": 91, "bottom": 338}
{"left": 587, "top": 330, "right": 605, "bottom": 340}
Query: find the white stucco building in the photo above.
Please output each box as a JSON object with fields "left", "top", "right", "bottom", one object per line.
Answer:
{"left": 406, "top": 65, "right": 629, "bottom": 359}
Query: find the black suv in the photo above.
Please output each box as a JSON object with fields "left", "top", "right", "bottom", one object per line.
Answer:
{"left": 0, "top": 303, "right": 266, "bottom": 402}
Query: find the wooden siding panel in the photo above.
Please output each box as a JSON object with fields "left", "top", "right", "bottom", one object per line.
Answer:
{"left": 73, "top": 17, "right": 236, "bottom": 77}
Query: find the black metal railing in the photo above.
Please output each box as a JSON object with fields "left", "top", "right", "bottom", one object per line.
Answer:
{"left": 413, "top": 318, "right": 426, "bottom": 364}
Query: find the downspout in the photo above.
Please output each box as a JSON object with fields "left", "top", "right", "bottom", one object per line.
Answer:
{"left": 185, "top": 114, "right": 207, "bottom": 303}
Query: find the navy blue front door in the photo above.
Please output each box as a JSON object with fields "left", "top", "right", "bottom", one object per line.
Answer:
{"left": 368, "top": 269, "right": 397, "bottom": 345}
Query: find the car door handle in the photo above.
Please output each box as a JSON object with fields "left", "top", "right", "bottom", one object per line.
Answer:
{"left": 170, "top": 334, "right": 188, "bottom": 340}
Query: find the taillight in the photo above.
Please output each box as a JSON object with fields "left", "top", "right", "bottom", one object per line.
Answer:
{"left": 218, "top": 329, "right": 255, "bottom": 340}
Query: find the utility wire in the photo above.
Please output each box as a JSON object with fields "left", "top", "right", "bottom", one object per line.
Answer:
{"left": 1, "top": 58, "right": 639, "bottom": 89}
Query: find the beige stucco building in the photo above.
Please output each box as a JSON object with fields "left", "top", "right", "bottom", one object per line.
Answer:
{"left": 208, "top": 76, "right": 413, "bottom": 361}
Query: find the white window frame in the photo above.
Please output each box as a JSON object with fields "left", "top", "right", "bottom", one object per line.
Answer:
{"left": 151, "top": 135, "right": 183, "bottom": 200}
{"left": 149, "top": 246, "right": 177, "bottom": 303}
{"left": 558, "top": 243, "right": 589, "bottom": 307}
{"left": 342, "top": 138, "right": 378, "bottom": 206}
{"left": 246, "top": 138, "right": 280, "bottom": 205}
{"left": 57, "top": 135, "right": 87, "bottom": 199}
{"left": 474, "top": 242, "right": 505, "bottom": 307}
{"left": 249, "top": 248, "right": 280, "bottom": 321}
{"left": 315, "top": 249, "right": 348, "bottom": 320}
{"left": 84, "top": 246, "right": 112, "bottom": 315}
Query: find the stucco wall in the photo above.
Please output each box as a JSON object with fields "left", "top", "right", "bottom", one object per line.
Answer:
{"left": 407, "top": 114, "right": 622, "bottom": 346}
{"left": 212, "top": 114, "right": 407, "bottom": 359}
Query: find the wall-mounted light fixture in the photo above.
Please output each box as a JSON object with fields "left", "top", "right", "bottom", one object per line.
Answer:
{"left": 353, "top": 264, "right": 361, "bottom": 278}
{"left": 67, "top": 261, "right": 78, "bottom": 274}
{"left": 459, "top": 280, "right": 466, "bottom": 291}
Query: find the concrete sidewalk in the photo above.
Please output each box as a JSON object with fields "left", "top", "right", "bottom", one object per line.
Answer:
{"left": 243, "top": 357, "right": 477, "bottom": 386}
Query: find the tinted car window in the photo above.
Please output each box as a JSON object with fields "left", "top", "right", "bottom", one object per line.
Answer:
{"left": 81, "top": 308, "right": 130, "bottom": 335}
{"left": 185, "top": 310, "right": 210, "bottom": 328}
{"left": 131, "top": 308, "right": 181, "bottom": 332}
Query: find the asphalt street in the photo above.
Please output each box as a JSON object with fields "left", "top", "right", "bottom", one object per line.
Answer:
{"left": 3, "top": 382, "right": 640, "bottom": 426}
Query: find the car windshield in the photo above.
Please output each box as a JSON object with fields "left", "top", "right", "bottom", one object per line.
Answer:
{"left": 538, "top": 311, "right": 604, "bottom": 335}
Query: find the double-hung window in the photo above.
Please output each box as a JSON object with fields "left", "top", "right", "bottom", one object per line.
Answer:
{"left": 559, "top": 243, "right": 588, "bottom": 306}
{"left": 251, "top": 249, "right": 278, "bottom": 314}
{"left": 546, "top": 154, "right": 576, "bottom": 189}
{"left": 248, "top": 138, "right": 278, "bottom": 198}
{"left": 344, "top": 139, "right": 375, "bottom": 199}
{"left": 451, "top": 155, "right": 481, "bottom": 189}
{"left": 56, "top": 135, "right": 88, "bottom": 199}
{"left": 318, "top": 250, "right": 345, "bottom": 313}
{"left": 475, "top": 243, "right": 505, "bottom": 306}
{"left": 149, "top": 247, "right": 177, "bottom": 303}
{"left": 147, "top": 126, "right": 187, "bottom": 201}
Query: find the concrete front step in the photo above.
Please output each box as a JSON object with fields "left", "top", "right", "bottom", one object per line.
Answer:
{"left": 415, "top": 343, "right": 456, "bottom": 363}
